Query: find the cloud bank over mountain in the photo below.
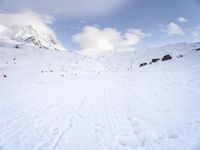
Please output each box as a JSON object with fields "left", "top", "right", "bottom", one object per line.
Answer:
{"left": 0, "top": 11, "right": 55, "bottom": 36}
{"left": 0, "top": 11, "right": 65, "bottom": 50}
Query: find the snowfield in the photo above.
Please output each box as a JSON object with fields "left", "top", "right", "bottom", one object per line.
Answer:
{"left": 0, "top": 42, "right": 200, "bottom": 150}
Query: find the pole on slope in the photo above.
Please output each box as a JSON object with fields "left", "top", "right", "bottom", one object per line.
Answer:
{"left": 130, "top": 58, "right": 133, "bottom": 71}
{"left": 0, "top": 68, "right": 7, "bottom": 78}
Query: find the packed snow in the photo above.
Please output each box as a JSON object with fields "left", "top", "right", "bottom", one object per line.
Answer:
{"left": 1, "top": 36, "right": 200, "bottom": 150}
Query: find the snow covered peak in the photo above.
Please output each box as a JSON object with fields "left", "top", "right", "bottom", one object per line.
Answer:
{"left": 0, "top": 11, "right": 66, "bottom": 51}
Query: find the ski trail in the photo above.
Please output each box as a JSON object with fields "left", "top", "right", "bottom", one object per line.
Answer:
{"left": 0, "top": 99, "right": 55, "bottom": 147}
{"left": 51, "top": 95, "right": 86, "bottom": 150}
{"left": 0, "top": 88, "right": 71, "bottom": 149}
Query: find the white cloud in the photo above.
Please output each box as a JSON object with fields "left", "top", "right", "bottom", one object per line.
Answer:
{"left": 72, "top": 26, "right": 148, "bottom": 53}
{"left": 161, "top": 22, "right": 184, "bottom": 36}
{"left": 178, "top": 17, "right": 188, "bottom": 23}
{"left": 0, "top": 11, "right": 56, "bottom": 36}
{"left": 0, "top": 0, "right": 130, "bottom": 18}
{"left": 43, "top": 15, "right": 55, "bottom": 24}
{"left": 118, "top": 29, "right": 148, "bottom": 48}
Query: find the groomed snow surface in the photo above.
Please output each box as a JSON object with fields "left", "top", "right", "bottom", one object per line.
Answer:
{"left": 0, "top": 44, "right": 200, "bottom": 150}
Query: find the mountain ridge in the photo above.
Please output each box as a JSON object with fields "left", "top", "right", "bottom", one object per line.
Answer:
{"left": 0, "top": 24, "right": 65, "bottom": 51}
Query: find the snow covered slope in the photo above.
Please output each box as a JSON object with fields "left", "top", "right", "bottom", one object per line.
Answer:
{"left": 0, "top": 41, "right": 200, "bottom": 150}
{"left": 95, "top": 42, "right": 200, "bottom": 71}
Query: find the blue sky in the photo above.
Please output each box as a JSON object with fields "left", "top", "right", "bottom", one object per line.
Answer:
{"left": 1, "top": 0, "right": 200, "bottom": 51}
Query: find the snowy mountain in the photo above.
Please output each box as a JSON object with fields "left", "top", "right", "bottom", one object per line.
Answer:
{"left": 0, "top": 11, "right": 66, "bottom": 51}
{"left": 0, "top": 24, "right": 65, "bottom": 51}
{"left": 0, "top": 39, "right": 200, "bottom": 150}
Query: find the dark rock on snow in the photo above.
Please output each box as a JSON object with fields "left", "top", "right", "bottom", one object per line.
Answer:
{"left": 162, "top": 55, "right": 172, "bottom": 61}
{"left": 140, "top": 63, "right": 148, "bottom": 67}
{"left": 151, "top": 58, "right": 160, "bottom": 63}
{"left": 176, "top": 55, "right": 183, "bottom": 58}
{"left": 15, "top": 45, "right": 20, "bottom": 49}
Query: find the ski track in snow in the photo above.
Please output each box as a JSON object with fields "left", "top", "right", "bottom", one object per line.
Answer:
{"left": 1, "top": 75, "right": 199, "bottom": 150}
{"left": 1, "top": 45, "right": 200, "bottom": 150}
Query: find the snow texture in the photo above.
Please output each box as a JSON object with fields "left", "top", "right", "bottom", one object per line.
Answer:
{"left": 0, "top": 40, "right": 200, "bottom": 150}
